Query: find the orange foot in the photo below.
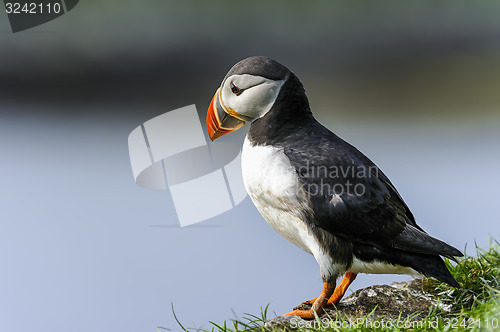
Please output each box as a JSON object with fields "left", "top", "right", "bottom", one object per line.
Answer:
{"left": 300, "top": 272, "right": 357, "bottom": 307}
{"left": 283, "top": 282, "right": 335, "bottom": 319}
{"left": 283, "top": 309, "right": 318, "bottom": 319}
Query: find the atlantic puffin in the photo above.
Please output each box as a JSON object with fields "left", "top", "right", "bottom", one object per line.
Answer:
{"left": 206, "top": 56, "right": 463, "bottom": 319}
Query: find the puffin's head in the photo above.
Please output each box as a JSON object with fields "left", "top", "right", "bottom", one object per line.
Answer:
{"left": 206, "top": 56, "right": 291, "bottom": 140}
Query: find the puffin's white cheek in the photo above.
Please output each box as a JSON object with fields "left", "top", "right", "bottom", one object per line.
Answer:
{"left": 219, "top": 77, "right": 285, "bottom": 119}
{"left": 220, "top": 90, "right": 242, "bottom": 112}
{"left": 249, "top": 83, "right": 281, "bottom": 111}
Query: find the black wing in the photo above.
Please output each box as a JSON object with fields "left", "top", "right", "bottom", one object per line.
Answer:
{"left": 282, "top": 124, "right": 462, "bottom": 258}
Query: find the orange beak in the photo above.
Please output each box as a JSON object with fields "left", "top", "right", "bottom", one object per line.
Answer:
{"left": 206, "top": 88, "right": 246, "bottom": 140}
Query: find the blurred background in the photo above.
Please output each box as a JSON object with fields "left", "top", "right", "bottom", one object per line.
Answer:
{"left": 1, "top": 1, "right": 499, "bottom": 331}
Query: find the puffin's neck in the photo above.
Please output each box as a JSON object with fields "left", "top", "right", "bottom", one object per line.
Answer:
{"left": 247, "top": 73, "right": 315, "bottom": 146}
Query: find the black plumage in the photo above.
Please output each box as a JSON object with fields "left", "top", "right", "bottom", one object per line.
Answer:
{"left": 247, "top": 64, "right": 462, "bottom": 287}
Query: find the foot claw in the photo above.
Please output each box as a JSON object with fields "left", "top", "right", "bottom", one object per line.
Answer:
{"left": 283, "top": 309, "right": 317, "bottom": 320}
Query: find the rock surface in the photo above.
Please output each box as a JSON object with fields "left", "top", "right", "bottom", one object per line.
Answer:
{"left": 266, "top": 279, "right": 453, "bottom": 330}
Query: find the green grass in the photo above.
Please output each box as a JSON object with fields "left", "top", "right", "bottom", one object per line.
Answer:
{"left": 174, "top": 240, "right": 500, "bottom": 332}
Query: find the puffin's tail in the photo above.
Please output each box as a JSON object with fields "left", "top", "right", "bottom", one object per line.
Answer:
{"left": 413, "top": 254, "right": 461, "bottom": 288}
{"left": 353, "top": 242, "right": 462, "bottom": 288}
{"left": 392, "top": 224, "right": 464, "bottom": 260}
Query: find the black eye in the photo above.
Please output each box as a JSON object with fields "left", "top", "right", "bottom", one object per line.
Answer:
{"left": 230, "top": 83, "right": 243, "bottom": 95}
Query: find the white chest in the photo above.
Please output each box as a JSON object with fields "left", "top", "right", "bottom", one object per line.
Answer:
{"left": 241, "top": 137, "right": 315, "bottom": 254}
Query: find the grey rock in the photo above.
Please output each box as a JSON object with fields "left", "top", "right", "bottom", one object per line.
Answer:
{"left": 264, "top": 315, "right": 302, "bottom": 330}
{"left": 266, "top": 279, "right": 453, "bottom": 329}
